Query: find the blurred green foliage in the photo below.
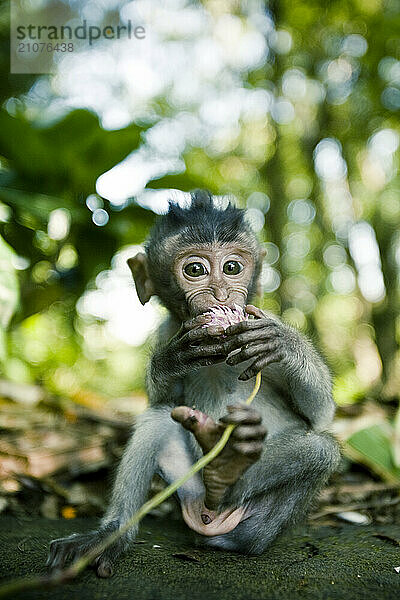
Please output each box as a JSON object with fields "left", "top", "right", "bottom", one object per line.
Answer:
{"left": 0, "top": 0, "right": 399, "bottom": 479}
{"left": 0, "top": 234, "right": 19, "bottom": 360}
{"left": 0, "top": 105, "right": 153, "bottom": 397}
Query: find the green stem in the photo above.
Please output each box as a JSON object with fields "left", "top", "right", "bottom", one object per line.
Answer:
{"left": 0, "top": 372, "right": 262, "bottom": 597}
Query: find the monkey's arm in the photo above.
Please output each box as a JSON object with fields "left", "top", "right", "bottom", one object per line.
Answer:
{"left": 47, "top": 407, "right": 177, "bottom": 577}
{"left": 221, "top": 305, "right": 335, "bottom": 430}
{"left": 102, "top": 407, "right": 172, "bottom": 527}
{"left": 268, "top": 329, "right": 334, "bottom": 429}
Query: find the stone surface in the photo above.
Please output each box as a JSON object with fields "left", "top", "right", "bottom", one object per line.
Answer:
{"left": 1, "top": 515, "right": 400, "bottom": 599}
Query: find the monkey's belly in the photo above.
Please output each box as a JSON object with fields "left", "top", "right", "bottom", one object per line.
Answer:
{"left": 182, "top": 498, "right": 248, "bottom": 536}
{"left": 185, "top": 364, "right": 304, "bottom": 435}
{"left": 184, "top": 362, "right": 256, "bottom": 419}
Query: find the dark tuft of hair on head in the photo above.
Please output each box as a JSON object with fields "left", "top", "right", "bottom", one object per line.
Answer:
{"left": 147, "top": 190, "right": 252, "bottom": 248}
{"left": 144, "top": 190, "right": 262, "bottom": 315}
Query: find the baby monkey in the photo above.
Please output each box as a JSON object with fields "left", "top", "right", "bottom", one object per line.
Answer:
{"left": 47, "top": 191, "right": 339, "bottom": 577}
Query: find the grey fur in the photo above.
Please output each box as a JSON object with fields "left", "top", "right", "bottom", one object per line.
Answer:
{"left": 46, "top": 193, "right": 339, "bottom": 572}
{"left": 98, "top": 314, "right": 339, "bottom": 558}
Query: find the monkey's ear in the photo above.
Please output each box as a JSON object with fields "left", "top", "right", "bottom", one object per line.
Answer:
{"left": 127, "top": 253, "right": 155, "bottom": 305}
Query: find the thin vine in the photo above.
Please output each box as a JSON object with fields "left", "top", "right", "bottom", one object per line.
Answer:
{"left": 0, "top": 371, "right": 262, "bottom": 598}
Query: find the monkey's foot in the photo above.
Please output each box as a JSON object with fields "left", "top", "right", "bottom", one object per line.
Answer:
{"left": 171, "top": 405, "right": 266, "bottom": 511}
{"left": 46, "top": 522, "right": 124, "bottom": 578}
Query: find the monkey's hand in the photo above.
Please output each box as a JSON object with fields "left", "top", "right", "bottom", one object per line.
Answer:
{"left": 46, "top": 521, "right": 124, "bottom": 578}
{"left": 171, "top": 403, "right": 266, "bottom": 511}
{"left": 220, "top": 304, "right": 288, "bottom": 381}
{"left": 151, "top": 314, "right": 228, "bottom": 381}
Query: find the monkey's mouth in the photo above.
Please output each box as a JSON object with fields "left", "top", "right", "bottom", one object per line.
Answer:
{"left": 201, "top": 304, "right": 248, "bottom": 330}
{"left": 186, "top": 287, "right": 248, "bottom": 317}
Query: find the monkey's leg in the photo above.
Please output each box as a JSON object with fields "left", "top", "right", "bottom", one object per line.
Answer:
{"left": 156, "top": 423, "right": 249, "bottom": 538}
{"left": 171, "top": 404, "right": 266, "bottom": 510}
{"left": 170, "top": 404, "right": 269, "bottom": 536}
{"left": 199, "top": 430, "right": 339, "bottom": 554}
{"left": 47, "top": 407, "right": 184, "bottom": 577}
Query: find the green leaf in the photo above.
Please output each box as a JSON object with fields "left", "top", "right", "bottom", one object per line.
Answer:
{"left": 0, "top": 109, "right": 147, "bottom": 197}
{"left": 393, "top": 405, "right": 400, "bottom": 468}
{"left": 146, "top": 172, "right": 205, "bottom": 192}
{"left": 346, "top": 424, "right": 400, "bottom": 483}
{"left": 0, "top": 187, "right": 87, "bottom": 225}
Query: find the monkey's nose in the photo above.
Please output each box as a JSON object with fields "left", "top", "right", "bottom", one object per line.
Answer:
{"left": 212, "top": 287, "right": 229, "bottom": 302}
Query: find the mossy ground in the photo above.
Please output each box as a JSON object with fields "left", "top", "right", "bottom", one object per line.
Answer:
{"left": 0, "top": 515, "right": 400, "bottom": 599}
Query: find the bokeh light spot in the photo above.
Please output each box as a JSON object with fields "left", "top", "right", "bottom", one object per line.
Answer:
{"left": 92, "top": 209, "right": 109, "bottom": 227}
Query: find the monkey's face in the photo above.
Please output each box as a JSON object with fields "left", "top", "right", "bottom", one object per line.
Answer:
{"left": 173, "top": 243, "right": 255, "bottom": 316}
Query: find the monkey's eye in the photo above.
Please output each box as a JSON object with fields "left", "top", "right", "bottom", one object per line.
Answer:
{"left": 184, "top": 262, "right": 207, "bottom": 277}
{"left": 223, "top": 261, "right": 243, "bottom": 275}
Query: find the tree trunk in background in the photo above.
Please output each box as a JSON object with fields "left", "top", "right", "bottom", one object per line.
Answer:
{"left": 371, "top": 215, "right": 399, "bottom": 390}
